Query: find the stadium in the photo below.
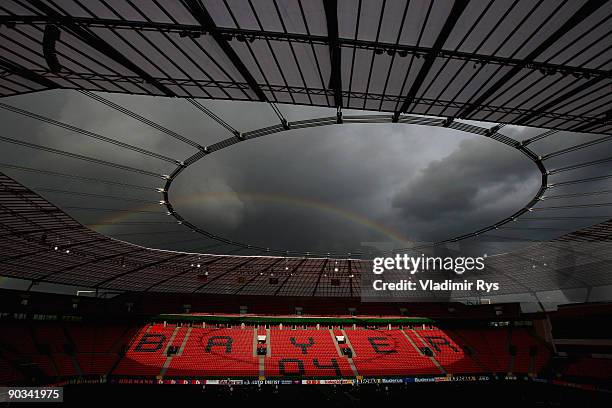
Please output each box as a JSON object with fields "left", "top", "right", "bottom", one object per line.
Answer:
{"left": 0, "top": 0, "right": 611, "bottom": 405}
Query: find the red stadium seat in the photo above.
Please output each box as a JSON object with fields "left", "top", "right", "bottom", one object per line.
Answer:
{"left": 347, "top": 329, "right": 441, "bottom": 376}
{"left": 265, "top": 328, "right": 353, "bottom": 377}
{"left": 414, "top": 328, "right": 483, "bottom": 373}
{"left": 167, "top": 327, "right": 259, "bottom": 377}
{"left": 113, "top": 324, "right": 175, "bottom": 376}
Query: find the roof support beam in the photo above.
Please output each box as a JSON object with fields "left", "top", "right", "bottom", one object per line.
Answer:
{"left": 2, "top": 16, "right": 608, "bottom": 81}
{"left": 396, "top": 0, "right": 469, "bottom": 117}
{"left": 192, "top": 258, "right": 253, "bottom": 292}
{"left": 311, "top": 259, "right": 330, "bottom": 297}
{"left": 27, "top": 0, "right": 177, "bottom": 97}
{"left": 0, "top": 238, "right": 107, "bottom": 265}
{"left": 457, "top": 0, "right": 606, "bottom": 119}
{"left": 348, "top": 259, "right": 353, "bottom": 297}
{"left": 183, "top": 0, "right": 267, "bottom": 102}
{"left": 144, "top": 256, "right": 225, "bottom": 292}
{"left": 95, "top": 254, "right": 185, "bottom": 288}
{"left": 274, "top": 258, "right": 307, "bottom": 296}
{"left": 0, "top": 226, "right": 83, "bottom": 237}
{"left": 572, "top": 108, "right": 612, "bottom": 133}
{"left": 42, "top": 23, "right": 61, "bottom": 73}
{"left": 0, "top": 57, "right": 58, "bottom": 89}
{"left": 518, "top": 79, "right": 609, "bottom": 128}
{"left": 234, "top": 258, "right": 282, "bottom": 295}
{"left": 324, "top": 0, "right": 342, "bottom": 108}
{"left": 37, "top": 249, "right": 141, "bottom": 282}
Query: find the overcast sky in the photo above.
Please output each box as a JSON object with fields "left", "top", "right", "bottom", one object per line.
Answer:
{"left": 1, "top": 89, "right": 610, "bottom": 257}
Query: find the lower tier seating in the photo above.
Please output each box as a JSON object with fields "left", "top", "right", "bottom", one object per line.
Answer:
{"left": 265, "top": 329, "right": 353, "bottom": 377}
{"left": 348, "top": 329, "right": 441, "bottom": 376}
{"left": 0, "top": 322, "right": 553, "bottom": 383}
{"left": 414, "top": 328, "right": 483, "bottom": 373}
{"left": 113, "top": 324, "right": 175, "bottom": 376}
{"left": 166, "top": 328, "right": 258, "bottom": 377}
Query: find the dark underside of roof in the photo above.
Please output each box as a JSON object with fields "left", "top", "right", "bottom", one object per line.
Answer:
{"left": 1, "top": 172, "right": 611, "bottom": 297}
{"left": 0, "top": 0, "right": 610, "bottom": 134}
{"left": 0, "top": 1, "right": 611, "bottom": 298}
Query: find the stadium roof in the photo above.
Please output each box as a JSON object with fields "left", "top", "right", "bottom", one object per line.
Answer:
{"left": 1, "top": 172, "right": 611, "bottom": 299}
{"left": 0, "top": 0, "right": 610, "bottom": 134}
{"left": 0, "top": 1, "right": 611, "bottom": 300}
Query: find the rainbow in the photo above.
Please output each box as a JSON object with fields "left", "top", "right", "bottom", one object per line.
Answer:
{"left": 91, "top": 191, "right": 412, "bottom": 245}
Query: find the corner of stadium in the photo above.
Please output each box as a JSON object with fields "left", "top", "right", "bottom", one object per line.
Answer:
{"left": 0, "top": 0, "right": 611, "bottom": 406}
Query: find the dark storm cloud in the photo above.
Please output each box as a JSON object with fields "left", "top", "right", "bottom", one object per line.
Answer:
{"left": 1, "top": 90, "right": 611, "bottom": 255}
{"left": 391, "top": 137, "right": 540, "bottom": 221}
{"left": 171, "top": 113, "right": 473, "bottom": 248}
